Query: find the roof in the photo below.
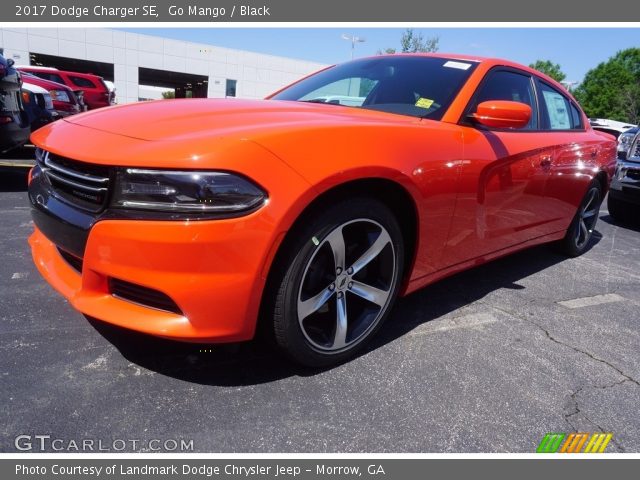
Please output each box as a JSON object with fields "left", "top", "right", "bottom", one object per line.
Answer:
{"left": 360, "top": 52, "right": 575, "bottom": 99}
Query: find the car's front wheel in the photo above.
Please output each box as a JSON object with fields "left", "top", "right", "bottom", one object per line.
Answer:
{"left": 269, "top": 198, "right": 404, "bottom": 367}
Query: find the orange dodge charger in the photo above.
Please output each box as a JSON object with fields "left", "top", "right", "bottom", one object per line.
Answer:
{"left": 28, "top": 54, "right": 616, "bottom": 366}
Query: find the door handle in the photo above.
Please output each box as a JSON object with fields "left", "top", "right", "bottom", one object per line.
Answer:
{"left": 539, "top": 155, "right": 552, "bottom": 168}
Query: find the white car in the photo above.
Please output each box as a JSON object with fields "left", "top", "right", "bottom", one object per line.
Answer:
{"left": 589, "top": 118, "right": 638, "bottom": 160}
{"left": 589, "top": 118, "right": 636, "bottom": 137}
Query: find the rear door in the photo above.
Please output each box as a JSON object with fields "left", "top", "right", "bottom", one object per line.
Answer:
{"left": 442, "top": 68, "right": 557, "bottom": 267}
{"left": 535, "top": 79, "right": 606, "bottom": 231}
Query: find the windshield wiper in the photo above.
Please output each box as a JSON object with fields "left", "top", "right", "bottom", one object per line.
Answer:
{"left": 298, "top": 99, "right": 345, "bottom": 106}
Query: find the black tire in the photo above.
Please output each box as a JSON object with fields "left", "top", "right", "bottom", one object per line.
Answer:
{"left": 559, "top": 179, "right": 602, "bottom": 257}
{"left": 607, "top": 193, "right": 630, "bottom": 223}
{"left": 267, "top": 197, "right": 404, "bottom": 367}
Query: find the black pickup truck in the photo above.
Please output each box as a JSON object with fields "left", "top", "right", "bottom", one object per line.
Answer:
{"left": 0, "top": 53, "right": 30, "bottom": 153}
{"left": 608, "top": 128, "right": 640, "bottom": 221}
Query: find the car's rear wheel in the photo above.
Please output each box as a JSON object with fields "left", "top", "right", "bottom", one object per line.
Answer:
{"left": 560, "top": 180, "right": 602, "bottom": 257}
{"left": 269, "top": 198, "right": 404, "bottom": 367}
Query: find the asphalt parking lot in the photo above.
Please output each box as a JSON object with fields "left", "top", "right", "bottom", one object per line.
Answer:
{"left": 1, "top": 163, "right": 639, "bottom": 453}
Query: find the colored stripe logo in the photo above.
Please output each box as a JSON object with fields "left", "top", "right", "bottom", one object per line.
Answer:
{"left": 537, "top": 433, "right": 566, "bottom": 453}
{"left": 537, "top": 433, "right": 613, "bottom": 453}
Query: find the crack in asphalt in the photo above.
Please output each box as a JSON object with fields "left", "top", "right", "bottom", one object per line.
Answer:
{"left": 564, "top": 379, "right": 629, "bottom": 452}
{"left": 489, "top": 303, "right": 640, "bottom": 452}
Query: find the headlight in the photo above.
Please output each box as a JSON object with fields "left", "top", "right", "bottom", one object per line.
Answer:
{"left": 111, "top": 169, "right": 267, "bottom": 215}
{"left": 49, "top": 89, "right": 71, "bottom": 103}
{"left": 618, "top": 132, "right": 635, "bottom": 153}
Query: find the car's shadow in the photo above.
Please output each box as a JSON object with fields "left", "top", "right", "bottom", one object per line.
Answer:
{"left": 599, "top": 213, "right": 640, "bottom": 233}
{"left": 89, "top": 235, "right": 602, "bottom": 387}
{"left": 0, "top": 168, "right": 29, "bottom": 192}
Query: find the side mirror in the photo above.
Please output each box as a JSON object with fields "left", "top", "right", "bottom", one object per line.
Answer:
{"left": 470, "top": 100, "right": 531, "bottom": 129}
{"left": 6, "top": 58, "right": 15, "bottom": 68}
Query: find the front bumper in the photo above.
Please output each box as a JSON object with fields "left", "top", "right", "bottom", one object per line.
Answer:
{"left": 610, "top": 159, "right": 640, "bottom": 206}
{"left": 29, "top": 212, "right": 276, "bottom": 342}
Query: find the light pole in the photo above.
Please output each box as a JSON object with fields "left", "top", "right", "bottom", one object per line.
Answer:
{"left": 341, "top": 34, "right": 366, "bottom": 60}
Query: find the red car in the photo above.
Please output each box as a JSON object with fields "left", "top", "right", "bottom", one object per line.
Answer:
{"left": 19, "top": 72, "right": 82, "bottom": 118}
{"left": 28, "top": 54, "right": 616, "bottom": 366}
{"left": 18, "top": 66, "right": 114, "bottom": 110}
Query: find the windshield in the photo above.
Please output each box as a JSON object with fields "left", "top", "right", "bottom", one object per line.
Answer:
{"left": 271, "top": 56, "right": 478, "bottom": 120}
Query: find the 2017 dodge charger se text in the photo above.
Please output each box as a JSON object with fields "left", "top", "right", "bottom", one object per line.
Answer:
{"left": 27, "top": 54, "right": 616, "bottom": 366}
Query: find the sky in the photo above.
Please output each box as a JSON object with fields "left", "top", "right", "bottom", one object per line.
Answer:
{"left": 122, "top": 28, "right": 640, "bottom": 84}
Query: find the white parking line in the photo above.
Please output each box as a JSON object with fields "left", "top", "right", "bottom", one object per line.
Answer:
{"left": 557, "top": 293, "right": 625, "bottom": 309}
{"left": 410, "top": 312, "right": 499, "bottom": 336}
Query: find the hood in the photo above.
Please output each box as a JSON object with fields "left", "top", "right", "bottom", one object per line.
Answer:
{"left": 19, "top": 72, "right": 71, "bottom": 92}
{"left": 22, "top": 82, "right": 49, "bottom": 95}
{"left": 64, "top": 98, "right": 415, "bottom": 142}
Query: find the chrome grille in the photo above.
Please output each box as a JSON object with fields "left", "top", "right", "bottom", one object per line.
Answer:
{"left": 630, "top": 135, "right": 640, "bottom": 162}
{"left": 36, "top": 148, "right": 111, "bottom": 212}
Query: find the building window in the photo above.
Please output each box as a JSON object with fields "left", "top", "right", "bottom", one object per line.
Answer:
{"left": 225, "top": 79, "right": 237, "bottom": 97}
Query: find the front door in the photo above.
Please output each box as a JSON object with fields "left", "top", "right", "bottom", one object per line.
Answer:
{"left": 442, "top": 68, "right": 556, "bottom": 268}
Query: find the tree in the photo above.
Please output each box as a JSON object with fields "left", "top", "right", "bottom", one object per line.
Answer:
{"left": 378, "top": 29, "right": 439, "bottom": 55}
{"left": 573, "top": 48, "right": 640, "bottom": 123}
{"left": 529, "top": 60, "right": 566, "bottom": 83}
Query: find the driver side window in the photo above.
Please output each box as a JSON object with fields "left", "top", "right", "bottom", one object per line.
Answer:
{"left": 471, "top": 70, "right": 538, "bottom": 130}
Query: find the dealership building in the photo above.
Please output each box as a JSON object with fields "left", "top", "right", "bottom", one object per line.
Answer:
{"left": 0, "top": 27, "right": 326, "bottom": 103}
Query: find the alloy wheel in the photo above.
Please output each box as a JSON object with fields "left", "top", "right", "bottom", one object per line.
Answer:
{"left": 296, "top": 219, "right": 396, "bottom": 352}
{"left": 575, "top": 186, "right": 600, "bottom": 250}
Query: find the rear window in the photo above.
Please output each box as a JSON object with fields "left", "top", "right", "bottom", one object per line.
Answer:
{"left": 271, "top": 56, "right": 478, "bottom": 120}
{"left": 570, "top": 103, "right": 584, "bottom": 129}
{"left": 70, "top": 76, "right": 97, "bottom": 88}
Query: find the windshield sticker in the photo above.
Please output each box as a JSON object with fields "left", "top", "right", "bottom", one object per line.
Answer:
{"left": 443, "top": 61, "right": 472, "bottom": 70}
{"left": 415, "top": 98, "right": 435, "bottom": 109}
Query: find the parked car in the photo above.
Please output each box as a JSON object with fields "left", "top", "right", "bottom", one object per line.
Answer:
{"left": 28, "top": 54, "right": 616, "bottom": 366}
{"left": 104, "top": 80, "right": 116, "bottom": 105}
{"left": 608, "top": 129, "right": 640, "bottom": 222}
{"left": 21, "top": 82, "right": 58, "bottom": 131}
{"left": 19, "top": 72, "right": 82, "bottom": 118}
{"left": 589, "top": 119, "right": 637, "bottom": 161}
{"left": 18, "top": 66, "right": 114, "bottom": 110}
{"left": 589, "top": 118, "right": 636, "bottom": 138}
{"left": 0, "top": 54, "right": 30, "bottom": 152}
{"left": 616, "top": 126, "right": 639, "bottom": 160}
